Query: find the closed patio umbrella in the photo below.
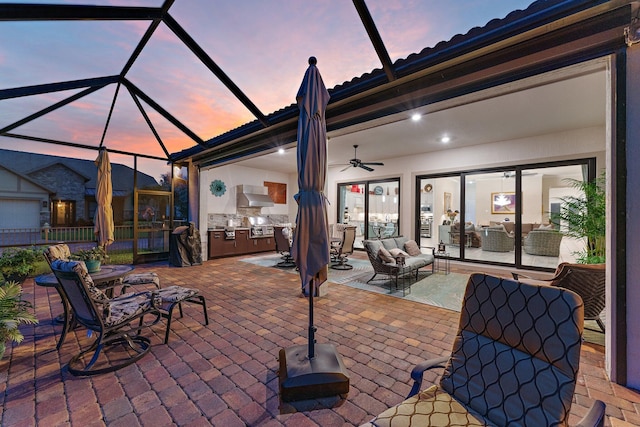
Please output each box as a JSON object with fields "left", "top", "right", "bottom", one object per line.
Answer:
{"left": 279, "top": 57, "right": 349, "bottom": 402}
{"left": 94, "top": 147, "right": 114, "bottom": 249}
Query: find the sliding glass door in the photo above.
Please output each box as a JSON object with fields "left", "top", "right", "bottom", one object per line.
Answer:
{"left": 416, "top": 159, "right": 593, "bottom": 270}
{"left": 417, "top": 175, "right": 460, "bottom": 257}
{"left": 464, "top": 171, "right": 515, "bottom": 264}
{"left": 337, "top": 178, "right": 400, "bottom": 249}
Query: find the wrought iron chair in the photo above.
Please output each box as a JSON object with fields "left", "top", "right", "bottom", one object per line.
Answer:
{"left": 274, "top": 226, "right": 296, "bottom": 268}
{"left": 362, "top": 273, "right": 605, "bottom": 427}
{"left": 513, "top": 262, "right": 606, "bottom": 332}
{"left": 331, "top": 226, "right": 356, "bottom": 270}
{"left": 50, "top": 260, "right": 162, "bottom": 376}
{"left": 43, "top": 244, "right": 161, "bottom": 349}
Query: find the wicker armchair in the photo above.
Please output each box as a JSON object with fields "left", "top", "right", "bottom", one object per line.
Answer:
{"left": 480, "top": 226, "right": 514, "bottom": 252}
{"left": 513, "top": 262, "right": 606, "bottom": 332}
{"left": 523, "top": 229, "right": 563, "bottom": 256}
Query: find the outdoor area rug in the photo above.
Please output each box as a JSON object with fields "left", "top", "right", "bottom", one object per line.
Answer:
{"left": 241, "top": 253, "right": 468, "bottom": 312}
{"left": 241, "top": 253, "right": 605, "bottom": 344}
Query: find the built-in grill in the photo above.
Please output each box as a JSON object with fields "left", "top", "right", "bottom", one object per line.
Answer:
{"left": 246, "top": 216, "right": 274, "bottom": 238}
{"left": 250, "top": 225, "right": 274, "bottom": 238}
{"left": 224, "top": 227, "right": 236, "bottom": 240}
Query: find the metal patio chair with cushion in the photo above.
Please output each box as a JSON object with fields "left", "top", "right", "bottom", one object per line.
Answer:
{"left": 331, "top": 225, "right": 357, "bottom": 270}
{"left": 513, "top": 262, "right": 606, "bottom": 332}
{"left": 481, "top": 226, "right": 514, "bottom": 252}
{"left": 362, "top": 273, "right": 605, "bottom": 427}
{"left": 43, "top": 244, "right": 162, "bottom": 349}
{"left": 274, "top": 226, "right": 296, "bottom": 268}
{"left": 50, "top": 260, "right": 162, "bottom": 376}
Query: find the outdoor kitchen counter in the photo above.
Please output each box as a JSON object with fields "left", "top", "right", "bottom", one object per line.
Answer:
{"left": 208, "top": 228, "right": 275, "bottom": 259}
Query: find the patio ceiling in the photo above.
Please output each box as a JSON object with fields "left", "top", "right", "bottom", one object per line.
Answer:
{"left": 0, "top": 0, "right": 553, "bottom": 176}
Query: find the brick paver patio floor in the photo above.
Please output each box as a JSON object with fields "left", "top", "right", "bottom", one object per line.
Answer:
{"left": 1, "top": 253, "right": 639, "bottom": 426}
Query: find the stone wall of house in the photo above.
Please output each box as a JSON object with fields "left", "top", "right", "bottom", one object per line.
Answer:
{"left": 29, "top": 165, "right": 87, "bottom": 223}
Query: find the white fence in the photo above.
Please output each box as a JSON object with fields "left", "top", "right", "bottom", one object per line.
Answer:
{"left": 0, "top": 225, "right": 134, "bottom": 248}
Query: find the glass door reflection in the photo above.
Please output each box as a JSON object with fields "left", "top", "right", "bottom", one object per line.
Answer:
{"left": 338, "top": 183, "right": 366, "bottom": 248}
{"left": 367, "top": 180, "right": 399, "bottom": 240}
{"left": 464, "top": 172, "right": 515, "bottom": 264}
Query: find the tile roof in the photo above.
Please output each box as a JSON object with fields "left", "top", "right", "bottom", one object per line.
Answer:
{"left": 172, "top": 0, "right": 610, "bottom": 162}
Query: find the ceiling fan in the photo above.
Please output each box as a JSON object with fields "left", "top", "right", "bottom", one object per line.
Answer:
{"left": 340, "top": 145, "right": 384, "bottom": 172}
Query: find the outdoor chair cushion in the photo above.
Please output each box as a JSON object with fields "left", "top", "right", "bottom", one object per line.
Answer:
{"left": 378, "top": 247, "right": 395, "bottom": 263}
{"left": 363, "top": 384, "right": 487, "bottom": 426}
{"left": 389, "top": 248, "right": 410, "bottom": 258}
{"left": 51, "top": 259, "right": 109, "bottom": 302}
{"left": 50, "top": 259, "right": 160, "bottom": 326}
{"left": 122, "top": 272, "right": 161, "bottom": 288}
{"left": 105, "top": 291, "right": 160, "bottom": 327}
{"left": 404, "top": 240, "right": 422, "bottom": 256}
{"left": 157, "top": 285, "right": 198, "bottom": 306}
{"left": 45, "top": 244, "right": 71, "bottom": 263}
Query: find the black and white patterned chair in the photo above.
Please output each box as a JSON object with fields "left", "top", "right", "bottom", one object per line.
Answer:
{"left": 362, "top": 273, "right": 605, "bottom": 427}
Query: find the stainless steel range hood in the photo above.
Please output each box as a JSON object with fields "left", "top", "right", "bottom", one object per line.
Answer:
{"left": 236, "top": 185, "right": 274, "bottom": 208}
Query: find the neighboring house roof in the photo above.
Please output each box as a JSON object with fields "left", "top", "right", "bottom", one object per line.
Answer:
{"left": 25, "top": 160, "right": 92, "bottom": 181}
{"left": 0, "top": 163, "right": 55, "bottom": 194}
{"left": 0, "top": 148, "right": 159, "bottom": 192}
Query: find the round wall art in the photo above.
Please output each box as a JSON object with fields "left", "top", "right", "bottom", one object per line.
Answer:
{"left": 210, "top": 179, "right": 226, "bottom": 197}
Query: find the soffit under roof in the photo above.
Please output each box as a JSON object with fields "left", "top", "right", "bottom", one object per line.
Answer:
{"left": 0, "top": 0, "right": 627, "bottom": 179}
{"left": 0, "top": 1, "right": 542, "bottom": 166}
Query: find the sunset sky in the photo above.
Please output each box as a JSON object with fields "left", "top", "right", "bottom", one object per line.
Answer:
{"left": 0, "top": 0, "right": 533, "bottom": 179}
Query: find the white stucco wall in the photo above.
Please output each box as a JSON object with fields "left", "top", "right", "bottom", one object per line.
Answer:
{"left": 198, "top": 164, "right": 296, "bottom": 258}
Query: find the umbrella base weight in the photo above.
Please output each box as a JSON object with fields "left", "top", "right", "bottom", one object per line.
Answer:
{"left": 279, "top": 344, "right": 349, "bottom": 402}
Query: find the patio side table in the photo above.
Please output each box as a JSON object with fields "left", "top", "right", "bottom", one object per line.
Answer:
{"left": 434, "top": 251, "right": 450, "bottom": 275}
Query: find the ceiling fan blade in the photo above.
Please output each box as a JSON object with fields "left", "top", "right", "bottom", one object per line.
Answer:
{"left": 340, "top": 165, "right": 352, "bottom": 172}
{"left": 359, "top": 164, "right": 374, "bottom": 172}
{"left": 362, "top": 162, "right": 384, "bottom": 166}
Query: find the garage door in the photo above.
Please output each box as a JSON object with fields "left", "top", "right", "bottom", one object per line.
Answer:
{"left": 0, "top": 199, "right": 41, "bottom": 229}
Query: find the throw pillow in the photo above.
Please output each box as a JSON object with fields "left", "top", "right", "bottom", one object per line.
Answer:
{"left": 389, "top": 248, "right": 410, "bottom": 258}
{"left": 378, "top": 247, "right": 395, "bottom": 263}
{"left": 404, "top": 240, "right": 422, "bottom": 256}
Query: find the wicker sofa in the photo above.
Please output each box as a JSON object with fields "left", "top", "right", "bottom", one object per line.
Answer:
{"left": 523, "top": 228, "right": 563, "bottom": 256}
{"left": 363, "top": 237, "right": 435, "bottom": 285}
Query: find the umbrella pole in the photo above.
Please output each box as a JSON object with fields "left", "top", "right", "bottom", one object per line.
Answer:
{"left": 308, "top": 276, "right": 316, "bottom": 359}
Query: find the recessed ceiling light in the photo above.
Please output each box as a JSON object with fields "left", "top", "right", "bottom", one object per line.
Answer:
{"left": 278, "top": 148, "right": 285, "bottom": 154}
{"left": 411, "top": 113, "right": 421, "bottom": 121}
{"left": 441, "top": 136, "right": 451, "bottom": 143}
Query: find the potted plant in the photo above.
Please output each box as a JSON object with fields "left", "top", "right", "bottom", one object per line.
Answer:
{"left": 0, "top": 247, "right": 41, "bottom": 284}
{"left": 551, "top": 172, "right": 606, "bottom": 264}
{"left": 70, "top": 246, "right": 108, "bottom": 273}
{"left": 0, "top": 280, "right": 38, "bottom": 360}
